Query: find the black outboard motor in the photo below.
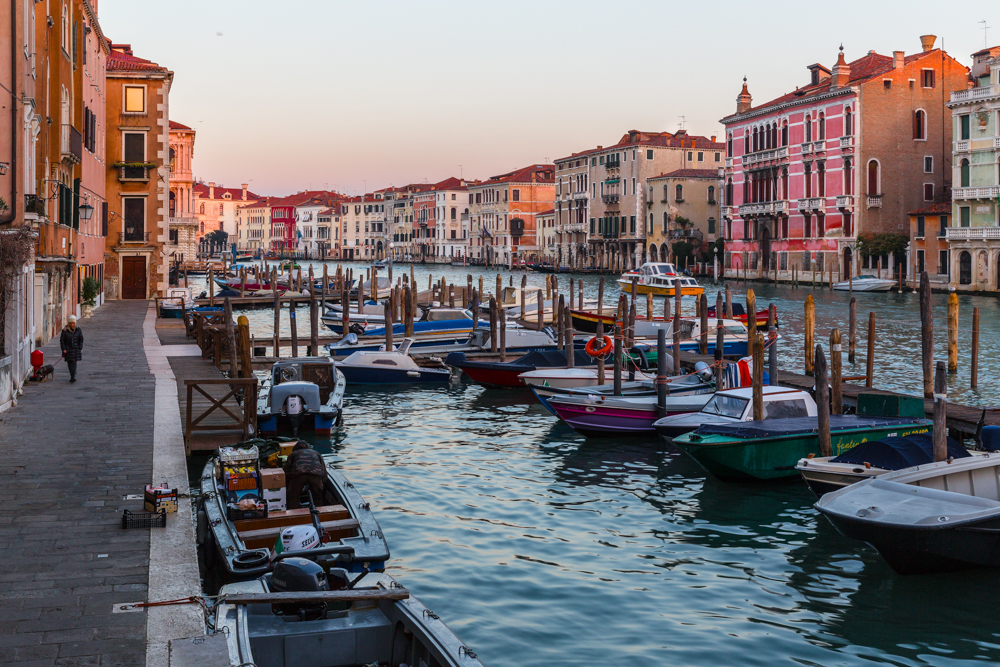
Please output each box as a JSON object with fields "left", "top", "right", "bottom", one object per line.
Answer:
{"left": 271, "top": 557, "right": 329, "bottom": 621}
{"left": 982, "top": 425, "right": 1000, "bottom": 452}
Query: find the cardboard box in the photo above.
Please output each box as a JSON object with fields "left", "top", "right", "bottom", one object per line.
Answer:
{"left": 144, "top": 485, "right": 178, "bottom": 513}
{"left": 263, "top": 487, "right": 287, "bottom": 512}
{"left": 279, "top": 443, "right": 296, "bottom": 457}
{"left": 260, "top": 468, "right": 285, "bottom": 490}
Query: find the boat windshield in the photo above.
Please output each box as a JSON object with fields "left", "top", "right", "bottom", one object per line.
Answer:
{"left": 724, "top": 324, "right": 748, "bottom": 336}
{"left": 702, "top": 394, "right": 749, "bottom": 418}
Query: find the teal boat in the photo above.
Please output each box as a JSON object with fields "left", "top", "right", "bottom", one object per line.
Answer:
{"left": 673, "top": 415, "right": 932, "bottom": 482}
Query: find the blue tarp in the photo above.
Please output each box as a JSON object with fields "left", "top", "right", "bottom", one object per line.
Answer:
{"left": 830, "top": 433, "right": 969, "bottom": 469}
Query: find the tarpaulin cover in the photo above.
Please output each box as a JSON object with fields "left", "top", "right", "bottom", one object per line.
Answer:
{"left": 446, "top": 349, "right": 596, "bottom": 371}
{"left": 693, "top": 415, "right": 932, "bottom": 439}
{"left": 830, "top": 434, "right": 969, "bottom": 469}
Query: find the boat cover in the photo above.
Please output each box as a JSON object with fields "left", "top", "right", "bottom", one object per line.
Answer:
{"left": 830, "top": 434, "right": 969, "bottom": 470}
{"left": 816, "top": 478, "right": 1000, "bottom": 527}
{"left": 693, "top": 415, "right": 931, "bottom": 439}
{"left": 446, "top": 349, "right": 595, "bottom": 370}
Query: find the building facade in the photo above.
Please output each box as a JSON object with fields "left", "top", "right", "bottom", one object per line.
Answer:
{"left": 104, "top": 43, "right": 173, "bottom": 300}
{"left": 908, "top": 203, "right": 951, "bottom": 285}
{"left": 647, "top": 169, "right": 723, "bottom": 268}
{"left": 467, "top": 164, "right": 554, "bottom": 266}
{"left": 193, "top": 181, "right": 258, "bottom": 243}
{"left": 167, "top": 121, "right": 198, "bottom": 263}
{"left": 721, "top": 37, "right": 968, "bottom": 281}
{"left": 235, "top": 198, "right": 271, "bottom": 252}
{"left": 945, "top": 47, "right": 1000, "bottom": 290}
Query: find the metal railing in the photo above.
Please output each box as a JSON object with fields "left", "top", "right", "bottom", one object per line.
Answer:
{"left": 61, "top": 124, "right": 82, "bottom": 162}
{"left": 120, "top": 230, "right": 150, "bottom": 243}
{"left": 119, "top": 165, "right": 149, "bottom": 181}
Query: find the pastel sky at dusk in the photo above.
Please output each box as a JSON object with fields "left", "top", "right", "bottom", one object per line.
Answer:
{"left": 98, "top": 0, "right": 994, "bottom": 197}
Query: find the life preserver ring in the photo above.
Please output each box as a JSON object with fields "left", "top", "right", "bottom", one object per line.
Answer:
{"left": 585, "top": 335, "right": 613, "bottom": 358}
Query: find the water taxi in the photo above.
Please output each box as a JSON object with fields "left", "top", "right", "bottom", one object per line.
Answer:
{"left": 617, "top": 262, "right": 704, "bottom": 296}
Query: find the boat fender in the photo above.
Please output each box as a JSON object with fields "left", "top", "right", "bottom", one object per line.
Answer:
{"left": 196, "top": 507, "right": 208, "bottom": 545}
{"left": 694, "top": 361, "right": 712, "bottom": 383}
{"left": 585, "top": 335, "right": 613, "bottom": 358}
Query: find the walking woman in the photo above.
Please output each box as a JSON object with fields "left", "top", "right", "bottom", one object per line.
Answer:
{"left": 60, "top": 315, "right": 84, "bottom": 383}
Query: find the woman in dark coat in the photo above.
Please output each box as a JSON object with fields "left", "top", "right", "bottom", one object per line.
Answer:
{"left": 60, "top": 315, "right": 84, "bottom": 382}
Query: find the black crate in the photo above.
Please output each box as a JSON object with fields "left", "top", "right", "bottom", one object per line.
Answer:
{"left": 121, "top": 509, "right": 167, "bottom": 529}
{"left": 226, "top": 505, "right": 267, "bottom": 521}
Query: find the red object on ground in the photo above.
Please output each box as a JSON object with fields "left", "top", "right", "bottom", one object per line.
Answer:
{"left": 31, "top": 350, "right": 43, "bottom": 371}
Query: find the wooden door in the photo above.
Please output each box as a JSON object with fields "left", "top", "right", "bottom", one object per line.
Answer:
{"left": 121, "top": 256, "right": 147, "bottom": 299}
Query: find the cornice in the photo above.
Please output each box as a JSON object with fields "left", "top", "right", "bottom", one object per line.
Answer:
{"left": 720, "top": 86, "right": 857, "bottom": 125}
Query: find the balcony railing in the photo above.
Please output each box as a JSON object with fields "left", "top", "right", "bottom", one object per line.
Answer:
{"left": 801, "top": 142, "right": 813, "bottom": 155}
{"left": 119, "top": 230, "right": 149, "bottom": 244}
{"left": 954, "top": 186, "right": 1000, "bottom": 200}
{"left": 61, "top": 124, "right": 82, "bottom": 162}
{"left": 721, "top": 206, "right": 733, "bottom": 217}
{"left": 743, "top": 146, "right": 789, "bottom": 166}
{"left": 839, "top": 136, "right": 854, "bottom": 150}
{"left": 809, "top": 197, "right": 825, "bottom": 210}
{"left": 814, "top": 140, "right": 826, "bottom": 153}
{"left": 947, "top": 227, "right": 1000, "bottom": 241}
{"left": 995, "top": 137, "right": 1000, "bottom": 149}
{"left": 725, "top": 157, "right": 733, "bottom": 168}
{"left": 601, "top": 194, "right": 619, "bottom": 205}
{"left": 797, "top": 199, "right": 809, "bottom": 210}
{"left": 836, "top": 195, "right": 854, "bottom": 209}
{"left": 955, "top": 140, "right": 970, "bottom": 153}
{"left": 119, "top": 166, "right": 149, "bottom": 181}
{"left": 605, "top": 158, "right": 620, "bottom": 169}
{"left": 866, "top": 195, "right": 883, "bottom": 209}
{"left": 950, "top": 84, "right": 1000, "bottom": 103}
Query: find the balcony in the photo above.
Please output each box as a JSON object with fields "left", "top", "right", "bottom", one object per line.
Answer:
{"left": 24, "top": 194, "right": 43, "bottom": 220}
{"left": 605, "top": 158, "right": 620, "bottom": 169}
{"left": 954, "top": 185, "right": 1000, "bottom": 200}
{"left": 797, "top": 198, "right": 809, "bottom": 210}
{"left": 743, "top": 146, "right": 789, "bottom": 167}
{"left": 565, "top": 222, "right": 587, "bottom": 233}
{"left": 773, "top": 200, "right": 789, "bottom": 214}
{"left": 814, "top": 140, "right": 826, "bottom": 154}
{"left": 801, "top": 142, "right": 813, "bottom": 155}
{"left": 601, "top": 194, "right": 619, "bottom": 205}
{"left": 720, "top": 205, "right": 733, "bottom": 217}
{"left": 809, "top": 197, "right": 825, "bottom": 211}
{"left": 839, "top": 136, "right": 854, "bottom": 150}
{"left": 955, "top": 140, "right": 970, "bottom": 153}
{"left": 119, "top": 230, "right": 150, "bottom": 244}
{"left": 950, "top": 84, "right": 1000, "bottom": 103}
{"left": 836, "top": 195, "right": 855, "bottom": 210}
{"left": 947, "top": 227, "right": 1000, "bottom": 241}
{"left": 61, "top": 124, "right": 81, "bottom": 163}
{"left": 725, "top": 157, "right": 733, "bottom": 168}
{"left": 739, "top": 202, "right": 772, "bottom": 216}
{"left": 119, "top": 165, "right": 149, "bottom": 182}
{"left": 866, "top": 195, "right": 883, "bottom": 209}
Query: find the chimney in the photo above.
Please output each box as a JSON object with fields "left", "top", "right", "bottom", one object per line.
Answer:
{"left": 831, "top": 45, "right": 851, "bottom": 89}
{"left": 241, "top": 183, "right": 248, "bottom": 200}
{"left": 710, "top": 135, "right": 717, "bottom": 143}
{"left": 920, "top": 35, "right": 937, "bottom": 52}
{"left": 894, "top": 51, "right": 905, "bottom": 69}
{"left": 209, "top": 182, "right": 215, "bottom": 200}
{"left": 736, "top": 77, "right": 752, "bottom": 114}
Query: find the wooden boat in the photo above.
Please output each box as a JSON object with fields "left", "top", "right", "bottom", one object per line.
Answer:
{"left": 214, "top": 568, "right": 484, "bottom": 667}
{"left": 705, "top": 304, "right": 774, "bottom": 328}
{"left": 617, "top": 262, "right": 705, "bottom": 296}
{"left": 796, "top": 433, "right": 976, "bottom": 497}
{"left": 257, "top": 358, "right": 346, "bottom": 435}
{"left": 198, "top": 450, "right": 389, "bottom": 584}
{"left": 337, "top": 339, "right": 451, "bottom": 384}
{"left": 549, "top": 389, "right": 714, "bottom": 437}
{"left": 326, "top": 324, "right": 557, "bottom": 360}
{"left": 568, "top": 311, "right": 751, "bottom": 356}
{"left": 832, "top": 275, "right": 897, "bottom": 292}
{"left": 815, "top": 452, "right": 1000, "bottom": 574}
{"left": 672, "top": 415, "right": 933, "bottom": 482}
{"left": 160, "top": 287, "right": 193, "bottom": 318}
{"left": 446, "top": 348, "right": 602, "bottom": 388}
{"left": 653, "top": 386, "right": 816, "bottom": 442}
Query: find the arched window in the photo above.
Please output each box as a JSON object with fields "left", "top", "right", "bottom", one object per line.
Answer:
{"left": 727, "top": 133, "right": 733, "bottom": 156}
{"left": 744, "top": 131, "right": 750, "bottom": 154}
{"left": 708, "top": 186, "right": 716, "bottom": 203}
{"left": 844, "top": 107, "right": 853, "bottom": 136}
{"left": 781, "top": 121, "right": 788, "bottom": 146}
{"left": 818, "top": 113, "right": 826, "bottom": 140}
{"left": 450, "top": 207, "right": 456, "bottom": 220}
{"left": 960, "top": 158, "right": 970, "bottom": 188}
{"left": 675, "top": 184, "right": 684, "bottom": 201}
{"left": 913, "top": 109, "right": 926, "bottom": 140}
{"left": 218, "top": 203, "right": 224, "bottom": 215}
{"left": 867, "top": 160, "right": 880, "bottom": 194}
{"left": 844, "top": 158, "right": 853, "bottom": 195}
{"left": 772, "top": 124, "right": 778, "bottom": 148}
{"left": 764, "top": 124, "right": 771, "bottom": 150}
{"left": 818, "top": 162, "right": 826, "bottom": 196}
{"left": 960, "top": 251, "right": 972, "bottom": 285}
{"left": 781, "top": 168, "right": 788, "bottom": 200}
{"left": 805, "top": 115, "right": 812, "bottom": 142}
{"left": 726, "top": 178, "right": 734, "bottom": 206}
{"left": 752, "top": 127, "right": 759, "bottom": 152}
{"left": 200, "top": 203, "right": 205, "bottom": 214}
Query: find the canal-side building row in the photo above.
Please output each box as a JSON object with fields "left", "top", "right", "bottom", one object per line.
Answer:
{"left": 720, "top": 36, "right": 968, "bottom": 282}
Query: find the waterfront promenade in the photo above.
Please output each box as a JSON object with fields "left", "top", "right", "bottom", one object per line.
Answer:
{"left": 0, "top": 302, "right": 203, "bottom": 667}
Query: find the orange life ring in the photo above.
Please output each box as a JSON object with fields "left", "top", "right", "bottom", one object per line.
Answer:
{"left": 585, "top": 335, "right": 613, "bottom": 358}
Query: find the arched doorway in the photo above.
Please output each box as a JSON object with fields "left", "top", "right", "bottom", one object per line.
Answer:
{"left": 760, "top": 224, "right": 771, "bottom": 271}
{"left": 648, "top": 244, "right": 658, "bottom": 262}
{"left": 843, "top": 247, "right": 853, "bottom": 280}
{"left": 959, "top": 251, "right": 972, "bottom": 285}
{"left": 376, "top": 240, "right": 383, "bottom": 258}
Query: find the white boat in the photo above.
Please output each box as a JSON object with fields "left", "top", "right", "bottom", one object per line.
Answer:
{"left": 654, "top": 386, "right": 817, "bottom": 442}
{"left": 832, "top": 275, "right": 897, "bottom": 292}
{"left": 616, "top": 262, "right": 705, "bottom": 296}
{"left": 336, "top": 338, "right": 451, "bottom": 384}
{"left": 257, "top": 357, "right": 346, "bottom": 435}
{"left": 160, "top": 287, "right": 193, "bottom": 317}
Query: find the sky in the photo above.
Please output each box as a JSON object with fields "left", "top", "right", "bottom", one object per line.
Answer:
{"left": 98, "top": 0, "right": 997, "bottom": 197}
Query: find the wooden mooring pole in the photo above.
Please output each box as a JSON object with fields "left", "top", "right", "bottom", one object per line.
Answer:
{"left": 699, "top": 293, "right": 708, "bottom": 355}
{"left": 848, "top": 297, "right": 857, "bottom": 364}
{"left": 767, "top": 304, "right": 777, "bottom": 385}
{"left": 947, "top": 292, "right": 958, "bottom": 373}
{"left": 804, "top": 294, "right": 815, "bottom": 376}
{"left": 920, "top": 271, "right": 933, "bottom": 398}
{"left": 289, "top": 300, "right": 298, "bottom": 357}
{"left": 831, "top": 328, "right": 842, "bottom": 415}
{"left": 815, "top": 344, "right": 831, "bottom": 457}
{"left": 866, "top": 311, "right": 876, "bottom": 388}
{"left": 972, "top": 306, "right": 980, "bottom": 390}
{"left": 933, "top": 360, "right": 947, "bottom": 462}
{"left": 752, "top": 333, "right": 764, "bottom": 420}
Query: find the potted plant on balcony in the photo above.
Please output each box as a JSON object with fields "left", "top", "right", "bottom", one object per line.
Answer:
{"left": 81, "top": 276, "right": 99, "bottom": 318}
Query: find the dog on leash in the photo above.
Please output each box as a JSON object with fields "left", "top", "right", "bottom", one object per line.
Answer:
{"left": 31, "top": 365, "right": 55, "bottom": 382}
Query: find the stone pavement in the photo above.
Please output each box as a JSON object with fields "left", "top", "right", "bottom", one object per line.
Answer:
{"left": 0, "top": 301, "right": 155, "bottom": 666}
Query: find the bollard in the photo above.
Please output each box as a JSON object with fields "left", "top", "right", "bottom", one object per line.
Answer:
{"left": 848, "top": 297, "right": 857, "bottom": 363}
{"left": 752, "top": 333, "right": 764, "bottom": 420}
{"left": 831, "top": 329, "right": 842, "bottom": 415}
{"left": 933, "top": 360, "right": 947, "bottom": 462}
{"left": 725, "top": 282, "right": 732, "bottom": 319}
{"left": 383, "top": 300, "right": 394, "bottom": 352}
{"left": 866, "top": 311, "right": 876, "bottom": 388}
{"left": 656, "top": 329, "right": 667, "bottom": 419}
{"left": 672, "top": 280, "right": 681, "bottom": 376}
{"left": 816, "top": 344, "right": 831, "bottom": 457}
{"left": 562, "top": 304, "right": 572, "bottom": 368}
{"left": 920, "top": 272, "right": 933, "bottom": 397}
{"left": 947, "top": 292, "right": 958, "bottom": 373}
{"left": 804, "top": 294, "right": 815, "bottom": 376}
{"left": 489, "top": 296, "right": 498, "bottom": 353}
{"left": 289, "top": 300, "right": 298, "bottom": 357}
{"left": 537, "top": 290, "right": 544, "bottom": 331}
{"left": 767, "top": 304, "right": 778, "bottom": 386}
{"left": 699, "top": 293, "right": 708, "bottom": 355}
{"left": 746, "top": 288, "right": 756, "bottom": 342}
{"left": 500, "top": 302, "right": 507, "bottom": 363}
{"left": 272, "top": 268, "right": 280, "bottom": 356}
{"left": 972, "top": 307, "right": 980, "bottom": 390}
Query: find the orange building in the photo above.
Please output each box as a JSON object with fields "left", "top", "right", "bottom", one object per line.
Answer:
{"left": 467, "top": 164, "right": 554, "bottom": 265}
{"left": 104, "top": 44, "right": 173, "bottom": 300}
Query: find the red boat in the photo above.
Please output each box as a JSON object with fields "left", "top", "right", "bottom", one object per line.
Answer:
{"left": 705, "top": 305, "right": 774, "bottom": 327}
{"left": 445, "top": 349, "right": 598, "bottom": 388}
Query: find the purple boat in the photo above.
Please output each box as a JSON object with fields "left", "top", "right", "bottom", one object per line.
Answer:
{"left": 549, "top": 392, "right": 713, "bottom": 438}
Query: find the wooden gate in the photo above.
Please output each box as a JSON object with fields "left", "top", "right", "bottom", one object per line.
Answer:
{"left": 121, "top": 256, "right": 147, "bottom": 299}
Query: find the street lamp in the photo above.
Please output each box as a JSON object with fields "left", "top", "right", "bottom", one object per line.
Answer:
{"left": 79, "top": 202, "right": 94, "bottom": 221}
{"left": 0, "top": 162, "right": 8, "bottom": 176}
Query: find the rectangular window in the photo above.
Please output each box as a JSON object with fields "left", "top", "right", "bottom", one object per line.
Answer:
{"left": 629, "top": 216, "right": 636, "bottom": 234}
{"left": 124, "top": 86, "right": 145, "bottom": 113}
{"left": 917, "top": 249, "right": 925, "bottom": 275}
{"left": 590, "top": 218, "right": 595, "bottom": 234}
{"left": 646, "top": 149, "right": 653, "bottom": 160}
{"left": 591, "top": 157, "right": 597, "bottom": 166}
{"left": 960, "top": 115, "right": 970, "bottom": 140}
{"left": 512, "top": 189, "right": 520, "bottom": 202}
{"left": 917, "top": 216, "right": 925, "bottom": 238}
{"left": 123, "top": 197, "right": 145, "bottom": 241}
{"left": 708, "top": 217, "right": 716, "bottom": 234}
{"left": 923, "top": 183, "right": 934, "bottom": 201}
{"left": 599, "top": 155, "right": 605, "bottom": 164}
{"left": 921, "top": 69, "right": 935, "bottom": 88}
{"left": 715, "top": 152, "right": 721, "bottom": 162}
{"left": 924, "top": 156, "right": 933, "bottom": 173}
{"left": 939, "top": 216, "right": 948, "bottom": 236}
{"left": 939, "top": 250, "right": 949, "bottom": 275}
{"left": 687, "top": 151, "right": 693, "bottom": 161}
{"left": 960, "top": 207, "right": 970, "bottom": 227}
{"left": 883, "top": 79, "right": 892, "bottom": 90}
{"left": 697, "top": 152, "right": 704, "bottom": 161}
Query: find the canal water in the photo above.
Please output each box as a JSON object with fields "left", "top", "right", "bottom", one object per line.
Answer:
{"left": 191, "top": 262, "right": 1000, "bottom": 666}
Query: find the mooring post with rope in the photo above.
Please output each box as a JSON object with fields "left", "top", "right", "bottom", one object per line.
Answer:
{"left": 768, "top": 304, "right": 778, "bottom": 386}
{"left": 656, "top": 328, "right": 668, "bottom": 419}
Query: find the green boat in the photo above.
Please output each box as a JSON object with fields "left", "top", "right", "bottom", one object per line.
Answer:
{"left": 673, "top": 415, "right": 932, "bottom": 482}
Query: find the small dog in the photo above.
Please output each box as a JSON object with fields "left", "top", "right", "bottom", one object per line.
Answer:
{"left": 32, "top": 365, "right": 55, "bottom": 382}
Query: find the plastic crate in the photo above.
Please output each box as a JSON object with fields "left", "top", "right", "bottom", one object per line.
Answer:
{"left": 226, "top": 504, "right": 267, "bottom": 521}
{"left": 219, "top": 445, "right": 258, "bottom": 465}
{"left": 121, "top": 509, "right": 167, "bottom": 529}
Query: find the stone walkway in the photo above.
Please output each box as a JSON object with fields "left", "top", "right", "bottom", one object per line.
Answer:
{"left": 0, "top": 301, "right": 156, "bottom": 666}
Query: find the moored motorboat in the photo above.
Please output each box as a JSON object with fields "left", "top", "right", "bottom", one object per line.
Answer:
{"left": 616, "top": 262, "right": 704, "bottom": 296}
{"left": 446, "top": 348, "right": 602, "bottom": 388}
{"left": 673, "top": 415, "right": 933, "bottom": 482}
{"left": 549, "top": 390, "right": 714, "bottom": 437}
{"left": 160, "top": 286, "right": 193, "bottom": 318}
{"left": 653, "top": 386, "right": 816, "bottom": 443}
{"left": 567, "top": 312, "right": 751, "bottom": 355}
{"left": 832, "top": 275, "right": 897, "bottom": 292}
{"left": 257, "top": 358, "right": 346, "bottom": 435}
{"left": 815, "top": 452, "right": 1000, "bottom": 574}
{"left": 337, "top": 339, "right": 451, "bottom": 384}
{"left": 326, "top": 325, "right": 557, "bottom": 360}
{"left": 198, "top": 444, "right": 389, "bottom": 585}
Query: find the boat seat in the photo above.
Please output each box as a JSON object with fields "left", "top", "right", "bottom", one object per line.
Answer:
{"left": 233, "top": 505, "right": 350, "bottom": 533}
{"left": 239, "top": 518, "right": 361, "bottom": 550}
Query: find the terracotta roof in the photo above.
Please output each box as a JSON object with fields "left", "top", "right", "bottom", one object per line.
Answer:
{"left": 169, "top": 120, "right": 192, "bottom": 131}
{"left": 538, "top": 209, "right": 555, "bottom": 216}
{"left": 908, "top": 202, "right": 951, "bottom": 216}
{"left": 107, "top": 44, "right": 168, "bottom": 73}
{"left": 648, "top": 169, "right": 721, "bottom": 180}
{"left": 558, "top": 131, "right": 724, "bottom": 161}
{"left": 473, "top": 164, "right": 555, "bottom": 186}
{"left": 732, "top": 49, "right": 952, "bottom": 118}
{"left": 193, "top": 183, "right": 261, "bottom": 201}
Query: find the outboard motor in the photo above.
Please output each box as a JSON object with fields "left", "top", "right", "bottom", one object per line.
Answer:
{"left": 694, "top": 361, "right": 713, "bottom": 383}
{"left": 982, "top": 425, "right": 1000, "bottom": 452}
{"left": 283, "top": 395, "right": 304, "bottom": 437}
{"left": 270, "top": 557, "right": 329, "bottom": 621}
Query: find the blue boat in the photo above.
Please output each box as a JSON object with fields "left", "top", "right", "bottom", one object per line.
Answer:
{"left": 257, "top": 358, "right": 346, "bottom": 435}
{"left": 337, "top": 339, "right": 452, "bottom": 385}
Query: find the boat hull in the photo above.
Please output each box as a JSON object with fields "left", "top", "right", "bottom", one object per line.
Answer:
{"left": 616, "top": 280, "right": 704, "bottom": 296}
{"left": 257, "top": 412, "right": 336, "bottom": 435}
{"left": 337, "top": 364, "right": 450, "bottom": 385}
{"left": 552, "top": 402, "right": 677, "bottom": 436}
